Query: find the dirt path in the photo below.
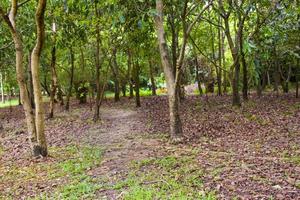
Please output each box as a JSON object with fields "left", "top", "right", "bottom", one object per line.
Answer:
{"left": 85, "top": 108, "right": 163, "bottom": 199}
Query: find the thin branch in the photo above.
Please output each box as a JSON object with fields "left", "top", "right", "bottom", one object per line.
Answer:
{"left": 0, "top": 41, "right": 14, "bottom": 50}
{"left": 200, "top": 16, "right": 225, "bottom": 30}
{"left": 189, "top": 35, "right": 229, "bottom": 73}
{"left": 18, "top": 0, "right": 32, "bottom": 8}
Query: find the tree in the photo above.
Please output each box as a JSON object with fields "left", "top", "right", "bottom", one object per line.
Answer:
{"left": 0, "top": 0, "right": 48, "bottom": 157}
{"left": 155, "top": 0, "right": 212, "bottom": 141}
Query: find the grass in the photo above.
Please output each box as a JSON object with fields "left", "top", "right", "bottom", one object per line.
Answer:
{"left": 0, "top": 145, "right": 103, "bottom": 199}
{"left": 102, "top": 153, "right": 217, "bottom": 200}
{"left": 0, "top": 97, "right": 51, "bottom": 108}
{"left": 0, "top": 99, "right": 19, "bottom": 108}
{"left": 104, "top": 88, "right": 167, "bottom": 99}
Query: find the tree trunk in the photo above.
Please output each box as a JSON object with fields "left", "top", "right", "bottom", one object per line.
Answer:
{"left": 217, "top": 16, "right": 222, "bottom": 96}
{"left": 0, "top": 3, "right": 41, "bottom": 156}
{"left": 297, "top": 59, "right": 299, "bottom": 98}
{"left": 30, "top": 0, "right": 47, "bottom": 157}
{"left": 57, "top": 85, "right": 64, "bottom": 106}
{"left": 149, "top": 60, "right": 157, "bottom": 96}
{"left": 169, "top": 89, "right": 183, "bottom": 140}
{"left": 128, "top": 51, "right": 134, "bottom": 98}
{"left": 111, "top": 48, "right": 120, "bottom": 102}
{"left": 48, "top": 23, "right": 58, "bottom": 119}
{"left": 155, "top": 0, "right": 183, "bottom": 141}
{"left": 219, "top": 0, "right": 243, "bottom": 106}
{"left": 65, "top": 47, "right": 75, "bottom": 111}
{"left": 296, "top": 81, "right": 299, "bottom": 98}
{"left": 134, "top": 59, "right": 141, "bottom": 107}
{"left": 240, "top": 33, "right": 248, "bottom": 101}
{"left": 93, "top": 2, "right": 102, "bottom": 121}
{"left": 0, "top": 72, "right": 4, "bottom": 103}
{"left": 195, "top": 58, "right": 203, "bottom": 96}
{"left": 27, "top": 52, "right": 35, "bottom": 109}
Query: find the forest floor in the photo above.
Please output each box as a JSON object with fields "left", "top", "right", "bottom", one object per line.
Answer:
{"left": 0, "top": 94, "right": 300, "bottom": 199}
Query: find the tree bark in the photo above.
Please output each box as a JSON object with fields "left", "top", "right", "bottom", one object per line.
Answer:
{"left": 127, "top": 51, "right": 134, "bottom": 98}
{"left": 30, "top": 0, "right": 48, "bottom": 156}
{"left": 240, "top": 32, "right": 248, "bottom": 101}
{"left": 195, "top": 57, "right": 203, "bottom": 96}
{"left": 65, "top": 47, "right": 75, "bottom": 111}
{"left": 27, "top": 52, "right": 35, "bottom": 109}
{"left": 217, "top": 16, "right": 222, "bottom": 96}
{"left": 224, "top": 15, "right": 241, "bottom": 106}
{"left": 0, "top": 72, "right": 4, "bottom": 103}
{"left": 48, "top": 22, "right": 58, "bottom": 119}
{"left": 133, "top": 59, "right": 141, "bottom": 107}
{"left": 0, "top": 2, "right": 41, "bottom": 156}
{"left": 93, "top": 2, "right": 102, "bottom": 121}
{"left": 111, "top": 48, "right": 120, "bottom": 102}
{"left": 155, "top": 0, "right": 183, "bottom": 141}
{"left": 296, "top": 80, "right": 299, "bottom": 98}
{"left": 149, "top": 60, "right": 157, "bottom": 96}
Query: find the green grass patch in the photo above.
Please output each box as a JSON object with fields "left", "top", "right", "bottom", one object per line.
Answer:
{"left": 104, "top": 88, "right": 166, "bottom": 99}
{"left": 109, "top": 154, "right": 216, "bottom": 199}
{"left": 1, "top": 145, "right": 103, "bottom": 199}
{"left": 0, "top": 99, "right": 19, "bottom": 108}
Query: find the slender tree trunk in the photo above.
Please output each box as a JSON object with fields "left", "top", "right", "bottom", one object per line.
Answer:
{"left": 30, "top": 0, "right": 47, "bottom": 156}
{"left": 223, "top": 16, "right": 241, "bottom": 106}
{"left": 155, "top": 0, "right": 183, "bottom": 141}
{"left": 133, "top": 59, "right": 141, "bottom": 107}
{"left": 296, "top": 80, "right": 299, "bottom": 98}
{"left": 121, "top": 85, "right": 126, "bottom": 97}
{"left": 128, "top": 51, "right": 134, "bottom": 98}
{"left": 10, "top": 27, "right": 38, "bottom": 151}
{"left": 93, "top": 2, "right": 102, "bottom": 121}
{"left": 65, "top": 47, "right": 75, "bottom": 111}
{"left": 297, "top": 5, "right": 300, "bottom": 98}
{"left": 219, "top": 0, "right": 244, "bottom": 106}
{"left": 297, "top": 59, "right": 299, "bottom": 98}
{"left": 217, "top": 16, "right": 222, "bottom": 96}
{"left": 240, "top": 32, "right": 248, "bottom": 101}
{"left": 222, "top": 32, "right": 227, "bottom": 94}
{"left": 0, "top": 72, "right": 4, "bottom": 103}
{"left": 111, "top": 48, "right": 120, "bottom": 102}
{"left": 48, "top": 23, "right": 58, "bottom": 119}
{"left": 27, "top": 52, "right": 35, "bottom": 109}
{"left": 57, "top": 85, "right": 64, "bottom": 105}
{"left": 194, "top": 57, "right": 203, "bottom": 96}
{"left": 0, "top": 3, "right": 41, "bottom": 156}
{"left": 149, "top": 60, "right": 157, "bottom": 96}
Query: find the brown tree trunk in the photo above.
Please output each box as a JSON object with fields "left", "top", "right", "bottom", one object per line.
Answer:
{"left": 57, "top": 85, "right": 64, "bottom": 106}
{"left": 155, "top": 0, "right": 183, "bottom": 141}
{"left": 65, "top": 47, "right": 75, "bottom": 111}
{"left": 93, "top": 2, "right": 102, "bottom": 121}
{"left": 240, "top": 32, "right": 248, "bottom": 101}
{"left": 133, "top": 59, "right": 141, "bottom": 107}
{"left": 30, "top": 0, "right": 48, "bottom": 156}
{"left": 296, "top": 81, "right": 299, "bottom": 98}
{"left": 217, "top": 16, "right": 222, "bottom": 96}
{"left": 128, "top": 51, "right": 134, "bottom": 98}
{"left": 0, "top": 72, "right": 4, "bottom": 103}
{"left": 48, "top": 22, "right": 58, "bottom": 119}
{"left": 297, "top": 59, "right": 299, "bottom": 98}
{"left": 224, "top": 15, "right": 241, "bottom": 106}
{"left": 1, "top": 2, "right": 42, "bottom": 156}
{"left": 219, "top": 0, "right": 244, "bottom": 106}
{"left": 149, "top": 60, "right": 157, "bottom": 96}
{"left": 27, "top": 52, "right": 35, "bottom": 109}
{"left": 111, "top": 48, "right": 120, "bottom": 102}
{"left": 195, "top": 57, "right": 203, "bottom": 96}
